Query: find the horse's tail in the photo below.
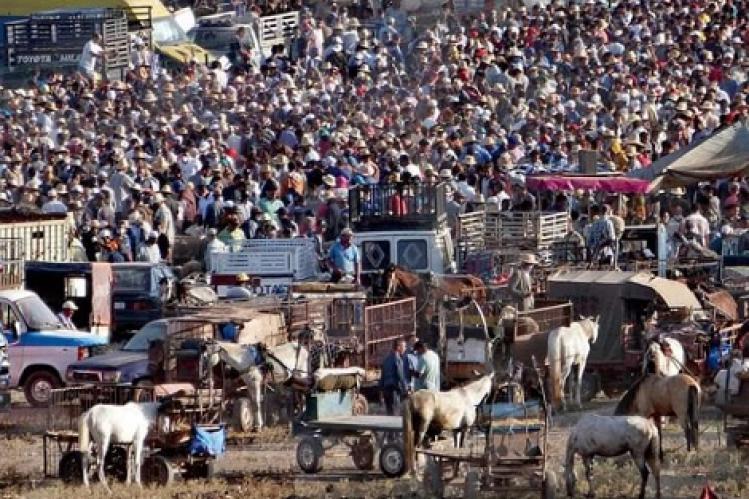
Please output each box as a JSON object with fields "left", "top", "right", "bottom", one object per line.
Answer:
{"left": 547, "top": 329, "right": 562, "bottom": 408}
{"left": 688, "top": 384, "right": 699, "bottom": 450}
{"left": 78, "top": 410, "right": 91, "bottom": 486}
{"left": 403, "top": 397, "right": 415, "bottom": 474}
{"left": 78, "top": 410, "right": 91, "bottom": 455}
{"left": 564, "top": 429, "right": 577, "bottom": 496}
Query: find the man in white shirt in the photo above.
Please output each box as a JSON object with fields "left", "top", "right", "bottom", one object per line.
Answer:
{"left": 137, "top": 231, "right": 162, "bottom": 263}
{"left": 42, "top": 189, "right": 68, "bottom": 214}
{"left": 57, "top": 301, "right": 78, "bottom": 330}
{"left": 79, "top": 33, "right": 105, "bottom": 82}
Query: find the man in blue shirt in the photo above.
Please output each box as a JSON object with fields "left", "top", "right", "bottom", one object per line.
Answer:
{"left": 327, "top": 227, "right": 360, "bottom": 283}
{"left": 379, "top": 339, "right": 408, "bottom": 415}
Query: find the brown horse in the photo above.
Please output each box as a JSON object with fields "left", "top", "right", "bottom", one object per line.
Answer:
{"left": 382, "top": 264, "right": 486, "bottom": 323}
{"left": 614, "top": 374, "right": 701, "bottom": 460}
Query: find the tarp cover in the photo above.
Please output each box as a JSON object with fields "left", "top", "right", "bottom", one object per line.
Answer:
{"left": 627, "top": 124, "right": 749, "bottom": 191}
{"left": 547, "top": 271, "right": 701, "bottom": 362}
{"left": 526, "top": 175, "right": 650, "bottom": 193}
{"left": 189, "top": 424, "right": 226, "bottom": 456}
{"left": 626, "top": 273, "right": 701, "bottom": 310}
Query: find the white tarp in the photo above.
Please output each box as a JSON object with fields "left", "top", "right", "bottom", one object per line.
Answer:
{"left": 628, "top": 123, "right": 749, "bottom": 191}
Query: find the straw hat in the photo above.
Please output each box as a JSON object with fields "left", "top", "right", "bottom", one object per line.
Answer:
{"left": 322, "top": 174, "right": 336, "bottom": 187}
{"left": 519, "top": 254, "right": 538, "bottom": 265}
{"left": 142, "top": 90, "right": 158, "bottom": 103}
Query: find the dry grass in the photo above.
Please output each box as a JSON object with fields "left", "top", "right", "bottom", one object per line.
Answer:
{"left": 2, "top": 398, "right": 749, "bottom": 498}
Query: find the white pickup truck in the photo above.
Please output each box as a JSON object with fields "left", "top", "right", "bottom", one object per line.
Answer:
{"left": 1, "top": 289, "right": 108, "bottom": 406}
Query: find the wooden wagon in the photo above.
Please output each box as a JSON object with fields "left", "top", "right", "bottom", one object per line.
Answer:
{"left": 416, "top": 381, "right": 556, "bottom": 498}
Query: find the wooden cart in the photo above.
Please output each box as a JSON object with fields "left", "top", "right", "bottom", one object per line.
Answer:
{"left": 416, "top": 382, "right": 556, "bottom": 498}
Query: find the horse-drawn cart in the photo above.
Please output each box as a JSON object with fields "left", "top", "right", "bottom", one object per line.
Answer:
{"left": 44, "top": 321, "right": 229, "bottom": 486}
{"left": 43, "top": 384, "right": 156, "bottom": 482}
{"left": 415, "top": 381, "right": 555, "bottom": 498}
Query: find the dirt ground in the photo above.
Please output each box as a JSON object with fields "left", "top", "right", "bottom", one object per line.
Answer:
{"left": 0, "top": 392, "right": 747, "bottom": 499}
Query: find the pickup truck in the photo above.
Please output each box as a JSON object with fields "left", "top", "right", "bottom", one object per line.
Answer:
{"left": 66, "top": 319, "right": 166, "bottom": 386}
{"left": 1, "top": 289, "right": 108, "bottom": 406}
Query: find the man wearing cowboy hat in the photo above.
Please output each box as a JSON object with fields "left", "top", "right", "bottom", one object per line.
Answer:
{"left": 57, "top": 301, "right": 79, "bottom": 330}
{"left": 509, "top": 253, "right": 537, "bottom": 311}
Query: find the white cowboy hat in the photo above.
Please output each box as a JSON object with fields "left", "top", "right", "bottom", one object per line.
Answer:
{"left": 62, "top": 300, "right": 78, "bottom": 311}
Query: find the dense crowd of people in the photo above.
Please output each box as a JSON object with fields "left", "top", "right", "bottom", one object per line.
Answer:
{"left": 0, "top": 0, "right": 747, "bottom": 268}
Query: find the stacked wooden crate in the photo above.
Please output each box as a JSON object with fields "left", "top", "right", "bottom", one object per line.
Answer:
{"left": 485, "top": 211, "right": 568, "bottom": 250}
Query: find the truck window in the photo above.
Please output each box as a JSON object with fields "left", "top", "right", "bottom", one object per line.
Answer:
{"left": 16, "top": 296, "right": 62, "bottom": 330}
{"left": 152, "top": 16, "right": 189, "bottom": 45}
{"left": 361, "top": 241, "right": 391, "bottom": 271}
{"left": 397, "top": 240, "right": 428, "bottom": 270}
{"left": 114, "top": 269, "right": 151, "bottom": 292}
{"left": 0, "top": 303, "right": 21, "bottom": 337}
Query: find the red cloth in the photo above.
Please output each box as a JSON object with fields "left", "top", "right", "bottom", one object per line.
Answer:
{"left": 699, "top": 484, "right": 718, "bottom": 499}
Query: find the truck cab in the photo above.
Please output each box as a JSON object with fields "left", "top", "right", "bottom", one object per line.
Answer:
{"left": 0, "top": 289, "right": 107, "bottom": 406}
{"left": 349, "top": 183, "right": 456, "bottom": 280}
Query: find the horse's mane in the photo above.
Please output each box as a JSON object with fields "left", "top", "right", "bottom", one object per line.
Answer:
{"left": 614, "top": 375, "right": 647, "bottom": 415}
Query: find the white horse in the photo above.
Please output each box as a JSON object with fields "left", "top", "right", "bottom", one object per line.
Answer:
{"left": 79, "top": 401, "right": 170, "bottom": 491}
{"left": 214, "top": 341, "right": 310, "bottom": 431}
{"left": 565, "top": 414, "right": 661, "bottom": 499}
{"left": 547, "top": 316, "right": 600, "bottom": 410}
{"left": 403, "top": 372, "right": 494, "bottom": 473}
{"left": 642, "top": 338, "right": 685, "bottom": 377}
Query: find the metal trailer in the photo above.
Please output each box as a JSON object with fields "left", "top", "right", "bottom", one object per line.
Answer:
{"left": 293, "top": 406, "right": 405, "bottom": 477}
{"left": 415, "top": 381, "right": 556, "bottom": 498}
{"left": 326, "top": 297, "right": 417, "bottom": 383}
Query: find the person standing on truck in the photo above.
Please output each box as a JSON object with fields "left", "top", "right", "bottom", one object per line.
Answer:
{"left": 509, "top": 253, "right": 537, "bottom": 311}
{"left": 78, "top": 33, "right": 105, "bottom": 84}
{"left": 229, "top": 27, "right": 254, "bottom": 72}
{"left": 379, "top": 339, "right": 408, "bottom": 415}
{"left": 327, "top": 227, "right": 360, "bottom": 284}
{"left": 137, "top": 231, "right": 162, "bottom": 264}
{"left": 57, "top": 301, "right": 78, "bottom": 330}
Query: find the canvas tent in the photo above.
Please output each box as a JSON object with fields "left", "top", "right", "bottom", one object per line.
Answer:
{"left": 546, "top": 270, "right": 700, "bottom": 362}
{"left": 628, "top": 123, "right": 749, "bottom": 191}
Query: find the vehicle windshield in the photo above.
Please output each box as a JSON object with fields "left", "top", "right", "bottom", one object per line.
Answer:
{"left": 153, "top": 16, "right": 189, "bottom": 45}
{"left": 114, "top": 268, "right": 151, "bottom": 292}
{"left": 16, "top": 295, "right": 63, "bottom": 330}
{"left": 123, "top": 323, "right": 166, "bottom": 351}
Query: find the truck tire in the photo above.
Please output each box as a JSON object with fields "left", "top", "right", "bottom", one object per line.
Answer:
{"left": 24, "top": 369, "right": 61, "bottom": 407}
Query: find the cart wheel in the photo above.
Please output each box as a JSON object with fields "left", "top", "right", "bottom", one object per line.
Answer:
{"left": 464, "top": 470, "right": 480, "bottom": 499}
{"left": 104, "top": 446, "right": 129, "bottom": 482}
{"left": 185, "top": 459, "right": 216, "bottom": 480}
{"left": 58, "top": 451, "right": 84, "bottom": 484}
{"left": 352, "top": 437, "right": 375, "bottom": 470}
{"left": 423, "top": 456, "right": 444, "bottom": 497}
{"left": 142, "top": 455, "right": 175, "bottom": 486}
{"left": 352, "top": 394, "right": 368, "bottom": 416}
{"left": 542, "top": 470, "right": 557, "bottom": 499}
{"left": 297, "top": 437, "right": 324, "bottom": 473}
{"left": 379, "top": 443, "right": 406, "bottom": 477}
{"left": 232, "top": 397, "right": 254, "bottom": 433}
